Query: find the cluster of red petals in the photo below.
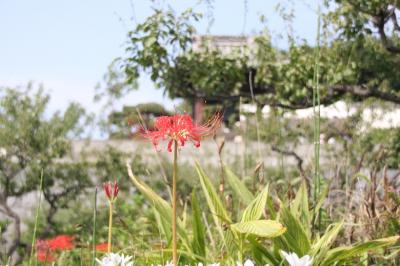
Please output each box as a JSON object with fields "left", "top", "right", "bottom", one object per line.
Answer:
{"left": 47, "top": 235, "right": 75, "bottom": 250}
{"left": 103, "top": 180, "right": 119, "bottom": 201}
{"left": 36, "top": 235, "right": 75, "bottom": 262}
{"left": 37, "top": 250, "right": 56, "bottom": 263}
{"left": 95, "top": 243, "right": 109, "bottom": 252}
{"left": 143, "top": 114, "right": 221, "bottom": 152}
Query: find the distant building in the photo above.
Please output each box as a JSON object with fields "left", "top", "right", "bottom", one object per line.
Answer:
{"left": 191, "top": 35, "right": 256, "bottom": 123}
{"left": 192, "top": 35, "right": 255, "bottom": 56}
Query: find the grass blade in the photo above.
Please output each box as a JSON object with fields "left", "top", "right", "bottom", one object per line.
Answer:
{"left": 28, "top": 170, "right": 44, "bottom": 266}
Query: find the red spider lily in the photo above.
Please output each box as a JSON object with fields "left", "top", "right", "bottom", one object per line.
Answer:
{"left": 47, "top": 235, "right": 75, "bottom": 251}
{"left": 95, "top": 243, "right": 109, "bottom": 252}
{"left": 143, "top": 113, "right": 222, "bottom": 152}
{"left": 36, "top": 235, "right": 74, "bottom": 262}
{"left": 103, "top": 181, "right": 119, "bottom": 202}
{"left": 37, "top": 250, "right": 56, "bottom": 263}
{"left": 36, "top": 239, "right": 54, "bottom": 262}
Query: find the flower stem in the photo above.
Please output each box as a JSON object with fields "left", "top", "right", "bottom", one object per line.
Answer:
{"left": 29, "top": 170, "right": 43, "bottom": 266}
{"left": 107, "top": 201, "right": 113, "bottom": 253}
{"left": 172, "top": 140, "right": 178, "bottom": 265}
{"left": 92, "top": 188, "right": 97, "bottom": 266}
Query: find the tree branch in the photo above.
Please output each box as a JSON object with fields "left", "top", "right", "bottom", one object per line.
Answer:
{"left": 374, "top": 8, "right": 400, "bottom": 54}
{"left": 0, "top": 200, "right": 22, "bottom": 262}
{"left": 201, "top": 83, "right": 400, "bottom": 109}
{"left": 271, "top": 146, "right": 306, "bottom": 178}
{"left": 329, "top": 84, "right": 400, "bottom": 104}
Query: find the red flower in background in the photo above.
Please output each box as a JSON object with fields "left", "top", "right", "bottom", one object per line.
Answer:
{"left": 36, "top": 235, "right": 74, "bottom": 262}
{"left": 95, "top": 243, "right": 109, "bottom": 252}
{"left": 37, "top": 250, "right": 56, "bottom": 263}
{"left": 103, "top": 181, "right": 119, "bottom": 202}
{"left": 143, "top": 113, "right": 222, "bottom": 152}
{"left": 36, "top": 239, "right": 54, "bottom": 262}
{"left": 47, "top": 235, "right": 75, "bottom": 251}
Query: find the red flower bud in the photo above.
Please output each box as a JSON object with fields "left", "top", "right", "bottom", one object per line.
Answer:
{"left": 103, "top": 180, "right": 119, "bottom": 202}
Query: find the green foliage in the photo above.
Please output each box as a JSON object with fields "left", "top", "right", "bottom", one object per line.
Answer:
{"left": 230, "top": 220, "right": 286, "bottom": 238}
{"left": 94, "top": 60, "right": 138, "bottom": 103}
{"left": 125, "top": 8, "right": 200, "bottom": 85}
{"left": 190, "top": 192, "right": 206, "bottom": 261}
{"left": 0, "top": 85, "right": 93, "bottom": 263}
{"left": 107, "top": 103, "right": 170, "bottom": 139}
{"left": 94, "top": 146, "right": 146, "bottom": 185}
{"left": 225, "top": 167, "right": 254, "bottom": 206}
{"left": 128, "top": 159, "right": 399, "bottom": 265}
{"left": 123, "top": 4, "right": 400, "bottom": 112}
{"left": 322, "top": 236, "right": 399, "bottom": 265}
{"left": 240, "top": 184, "right": 269, "bottom": 222}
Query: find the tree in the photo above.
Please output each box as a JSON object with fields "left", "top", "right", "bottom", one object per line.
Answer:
{"left": 122, "top": 2, "right": 400, "bottom": 111}
{"left": 107, "top": 103, "right": 170, "bottom": 139}
{"left": 0, "top": 85, "right": 91, "bottom": 265}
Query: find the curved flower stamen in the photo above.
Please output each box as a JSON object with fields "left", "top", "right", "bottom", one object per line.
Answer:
{"left": 143, "top": 113, "right": 222, "bottom": 152}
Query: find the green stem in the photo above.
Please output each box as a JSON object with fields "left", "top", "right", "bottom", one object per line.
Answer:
{"left": 92, "top": 188, "right": 97, "bottom": 265}
{"left": 313, "top": 4, "right": 322, "bottom": 230}
{"left": 29, "top": 170, "right": 44, "bottom": 266}
{"left": 107, "top": 202, "right": 113, "bottom": 253}
{"left": 172, "top": 140, "right": 178, "bottom": 265}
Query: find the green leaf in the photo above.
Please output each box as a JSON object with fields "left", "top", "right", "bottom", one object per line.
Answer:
{"left": 249, "top": 237, "right": 280, "bottom": 266}
{"left": 311, "top": 221, "right": 344, "bottom": 264}
{"left": 276, "top": 205, "right": 311, "bottom": 256}
{"left": 225, "top": 166, "right": 254, "bottom": 205}
{"left": 231, "top": 220, "right": 286, "bottom": 238}
{"left": 195, "top": 163, "right": 231, "bottom": 239}
{"left": 311, "top": 184, "right": 329, "bottom": 221}
{"left": 241, "top": 184, "right": 269, "bottom": 222}
{"left": 195, "top": 163, "right": 231, "bottom": 226}
{"left": 153, "top": 207, "right": 171, "bottom": 243}
{"left": 291, "top": 182, "right": 311, "bottom": 238}
{"left": 191, "top": 191, "right": 206, "bottom": 259}
{"left": 195, "top": 163, "right": 237, "bottom": 254}
{"left": 322, "top": 236, "right": 400, "bottom": 265}
{"left": 127, "top": 164, "right": 191, "bottom": 251}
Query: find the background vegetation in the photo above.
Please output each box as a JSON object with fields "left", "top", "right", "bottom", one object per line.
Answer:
{"left": 0, "top": 0, "right": 399, "bottom": 265}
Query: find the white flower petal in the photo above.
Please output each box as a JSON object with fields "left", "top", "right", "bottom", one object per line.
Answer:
{"left": 281, "top": 250, "right": 313, "bottom": 266}
{"left": 243, "top": 259, "right": 255, "bottom": 266}
{"left": 96, "top": 253, "right": 134, "bottom": 266}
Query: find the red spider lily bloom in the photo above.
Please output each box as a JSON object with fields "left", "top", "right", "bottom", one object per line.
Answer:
{"left": 36, "top": 239, "right": 54, "bottom": 262}
{"left": 46, "top": 235, "right": 75, "bottom": 251}
{"left": 36, "top": 239, "right": 49, "bottom": 251}
{"left": 95, "top": 243, "right": 109, "bottom": 252}
{"left": 37, "top": 250, "right": 56, "bottom": 263}
{"left": 143, "top": 113, "right": 222, "bottom": 152}
{"left": 103, "top": 181, "right": 119, "bottom": 202}
{"left": 35, "top": 235, "right": 74, "bottom": 262}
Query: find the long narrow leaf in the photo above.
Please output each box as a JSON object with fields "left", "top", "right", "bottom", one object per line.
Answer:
{"left": 310, "top": 221, "right": 343, "bottom": 264}
{"left": 225, "top": 167, "right": 254, "bottom": 205}
{"left": 195, "top": 163, "right": 231, "bottom": 226}
{"left": 231, "top": 220, "right": 286, "bottom": 238}
{"left": 195, "top": 163, "right": 236, "bottom": 254}
{"left": 191, "top": 191, "right": 206, "bottom": 259}
{"left": 276, "top": 205, "right": 311, "bottom": 256}
{"left": 127, "top": 163, "right": 190, "bottom": 251}
{"left": 241, "top": 184, "right": 269, "bottom": 222}
{"left": 249, "top": 238, "right": 280, "bottom": 266}
{"left": 291, "top": 182, "right": 311, "bottom": 238}
{"left": 322, "top": 236, "right": 399, "bottom": 265}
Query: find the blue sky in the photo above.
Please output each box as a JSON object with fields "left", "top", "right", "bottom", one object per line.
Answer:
{"left": 0, "top": 0, "right": 318, "bottom": 117}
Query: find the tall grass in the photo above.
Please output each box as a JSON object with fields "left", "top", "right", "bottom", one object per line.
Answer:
{"left": 28, "top": 170, "right": 44, "bottom": 266}
{"left": 91, "top": 188, "right": 97, "bottom": 266}
{"left": 312, "top": 4, "right": 322, "bottom": 229}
